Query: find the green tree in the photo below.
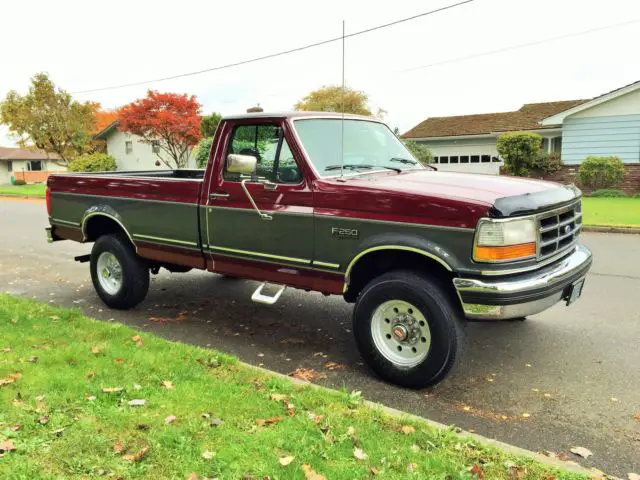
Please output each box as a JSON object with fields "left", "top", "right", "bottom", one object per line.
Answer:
{"left": 0, "top": 73, "right": 97, "bottom": 165}
{"left": 294, "top": 85, "right": 384, "bottom": 117}
{"left": 403, "top": 141, "right": 433, "bottom": 165}
{"left": 496, "top": 131, "right": 541, "bottom": 176}
{"left": 68, "top": 152, "right": 117, "bottom": 172}
{"left": 195, "top": 137, "right": 213, "bottom": 168}
{"left": 200, "top": 112, "right": 222, "bottom": 138}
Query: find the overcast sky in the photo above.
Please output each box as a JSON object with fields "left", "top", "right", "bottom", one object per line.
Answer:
{"left": 1, "top": 0, "right": 640, "bottom": 146}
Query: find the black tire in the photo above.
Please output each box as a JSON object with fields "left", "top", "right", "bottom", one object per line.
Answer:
{"left": 352, "top": 270, "right": 465, "bottom": 389}
{"left": 90, "top": 234, "right": 149, "bottom": 310}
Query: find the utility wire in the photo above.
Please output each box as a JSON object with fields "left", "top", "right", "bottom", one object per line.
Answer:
{"left": 72, "top": 0, "right": 474, "bottom": 94}
{"left": 398, "top": 18, "right": 640, "bottom": 73}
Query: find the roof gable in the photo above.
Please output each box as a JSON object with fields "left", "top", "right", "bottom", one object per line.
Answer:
{"left": 403, "top": 100, "right": 586, "bottom": 139}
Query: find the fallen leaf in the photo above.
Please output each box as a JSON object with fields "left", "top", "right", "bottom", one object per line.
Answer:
{"left": 210, "top": 418, "right": 224, "bottom": 427}
{"left": 131, "top": 335, "right": 141, "bottom": 342}
{"left": 49, "top": 315, "right": 60, "bottom": 321}
{"left": 133, "top": 383, "right": 142, "bottom": 390}
{"left": 280, "top": 337, "right": 304, "bottom": 344}
{"left": 114, "top": 358, "right": 124, "bottom": 364}
{"left": 324, "top": 361, "right": 345, "bottom": 370}
{"left": 286, "top": 402, "right": 295, "bottom": 416}
{"left": 38, "top": 416, "right": 49, "bottom": 425}
{"left": 463, "top": 406, "right": 471, "bottom": 412}
{"left": 256, "top": 416, "right": 281, "bottom": 427}
{"left": 160, "top": 380, "right": 173, "bottom": 389}
{"left": 353, "top": 447, "right": 368, "bottom": 460}
{"left": 176, "top": 311, "right": 188, "bottom": 321}
{"left": 165, "top": 415, "right": 177, "bottom": 425}
{"left": 633, "top": 412, "right": 640, "bottom": 422}
{"left": 279, "top": 455, "right": 295, "bottom": 466}
{"left": 543, "top": 393, "right": 552, "bottom": 398}
{"left": 87, "top": 371, "right": 96, "bottom": 379}
{"left": 128, "top": 399, "right": 146, "bottom": 407}
{"left": 411, "top": 444, "right": 420, "bottom": 452}
{"left": 370, "top": 467, "right": 380, "bottom": 475}
{"left": 1, "top": 347, "right": 11, "bottom": 353}
{"left": 288, "top": 368, "right": 326, "bottom": 382}
{"left": 201, "top": 450, "right": 216, "bottom": 460}
{"left": 521, "top": 413, "right": 531, "bottom": 418}
{"left": 54, "top": 427, "right": 65, "bottom": 437}
{"left": 101, "top": 387, "right": 123, "bottom": 393}
{"left": 401, "top": 425, "right": 416, "bottom": 434}
{"left": 469, "top": 464, "right": 484, "bottom": 479}
{"left": 0, "top": 373, "right": 21, "bottom": 387}
{"left": 302, "top": 464, "right": 327, "bottom": 480}
{"left": 628, "top": 473, "right": 640, "bottom": 480}
{"left": 407, "top": 463, "right": 417, "bottom": 472}
{"left": 570, "top": 446, "right": 593, "bottom": 459}
{"left": 269, "top": 393, "right": 288, "bottom": 402}
{"left": 507, "top": 464, "right": 528, "bottom": 479}
{"left": 113, "top": 440, "right": 126, "bottom": 454}
{"left": 29, "top": 356, "right": 38, "bottom": 363}
{"left": 610, "top": 397, "right": 619, "bottom": 402}
{"left": 123, "top": 446, "right": 149, "bottom": 462}
{"left": 307, "top": 412, "right": 324, "bottom": 424}
{"left": 10, "top": 425, "right": 23, "bottom": 432}
{"left": 187, "top": 473, "right": 200, "bottom": 480}
{"left": 347, "top": 426, "right": 355, "bottom": 436}
{"left": 91, "top": 346, "right": 101, "bottom": 354}
{"left": 86, "top": 395, "right": 96, "bottom": 401}
{"left": 149, "top": 316, "right": 173, "bottom": 323}
{"left": 0, "top": 439, "right": 16, "bottom": 452}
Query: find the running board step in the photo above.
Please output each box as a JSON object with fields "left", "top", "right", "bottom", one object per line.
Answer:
{"left": 251, "top": 283, "right": 286, "bottom": 305}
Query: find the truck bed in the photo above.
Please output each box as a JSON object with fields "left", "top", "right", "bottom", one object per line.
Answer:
{"left": 47, "top": 170, "right": 207, "bottom": 269}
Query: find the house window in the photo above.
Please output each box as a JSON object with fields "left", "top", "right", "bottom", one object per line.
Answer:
{"left": 481, "top": 155, "right": 490, "bottom": 163}
{"left": 541, "top": 138, "right": 549, "bottom": 152}
{"left": 470, "top": 155, "right": 480, "bottom": 163}
{"left": 492, "top": 156, "right": 501, "bottom": 162}
{"left": 552, "top": 137, "right": 562, "bottom": 153}
{"left": 439, "top": 156, "right": 449, "bottom": 164}
{"left": 449, "top": 156, "right": 459, "bottom": 164}
{"left": 125, "top": 141, "right": 133, "bottom": 154}
{"left": 27, "top": 160, "right": 42, "bottom": 171}
{"left": 152, "top": 141, "right": 160, "bottom": 154}
{"left": 7, "top": 161, "right": 12, "bottom": 173}
{"left": 460, "top": 156, "right": 469, "bottom": 163}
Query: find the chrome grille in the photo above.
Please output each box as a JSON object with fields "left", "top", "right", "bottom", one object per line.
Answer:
{"left": 537, "top": 200, "right": 582, "bottom": 260}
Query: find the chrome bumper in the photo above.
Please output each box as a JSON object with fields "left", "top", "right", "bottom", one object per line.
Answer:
{"left": 453, "top": 244, "right": 592, "bottom": 320}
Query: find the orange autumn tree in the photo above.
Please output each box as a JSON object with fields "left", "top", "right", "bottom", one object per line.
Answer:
{"left": 118, "top": 91, "right": 201, "bottom": 169}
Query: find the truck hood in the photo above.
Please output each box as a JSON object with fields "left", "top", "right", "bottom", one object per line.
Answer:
{"left": 344, "top": 170, "right": 581, "bottom": 217}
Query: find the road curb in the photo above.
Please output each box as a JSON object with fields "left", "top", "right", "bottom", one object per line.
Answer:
{"left": 248, "top": 364, "right": 612, "bottom": 479}
{"left": 0, "top": 194, "right": 45, "bottom": 201}
{"left": 583, "top": 225, "right": 640, "bottom": 234}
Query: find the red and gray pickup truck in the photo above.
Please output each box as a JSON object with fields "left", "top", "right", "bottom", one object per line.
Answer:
{"left": 46, "top": 112, "right": 592, "bottom": 388}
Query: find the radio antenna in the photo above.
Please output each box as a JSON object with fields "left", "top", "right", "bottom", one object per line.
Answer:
{"left": 339, "top": 20, "right": 346, "bottom": 180}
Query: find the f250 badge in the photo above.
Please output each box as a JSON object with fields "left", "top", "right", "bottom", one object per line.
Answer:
{"left": 331, "top": 227, "right": 359, "bottom": 239}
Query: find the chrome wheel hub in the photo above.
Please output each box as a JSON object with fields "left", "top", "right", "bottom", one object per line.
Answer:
{"left": 96, "top": 252, "right": 123, "bottom": 296}
{"left": 371, "top": 300, "right": 431, "bottom": 368}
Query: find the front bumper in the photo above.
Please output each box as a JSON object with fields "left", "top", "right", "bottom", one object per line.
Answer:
{"left": 453, "top": 244, "right": 592, "bottom": 320}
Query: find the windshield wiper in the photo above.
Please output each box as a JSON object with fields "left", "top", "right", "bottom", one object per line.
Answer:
{"left": 325, "top": 164, "right": 401, "bottom": 173}
{"left": 390, "top": 157, "right": 417, "bottom": 165}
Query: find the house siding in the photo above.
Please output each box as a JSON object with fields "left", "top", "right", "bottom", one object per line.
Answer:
{"left": 561, "top": 115, "right": 640, "bottom": 164}
{"left": 106, "top": 130, "right": 196, "bottom": 171}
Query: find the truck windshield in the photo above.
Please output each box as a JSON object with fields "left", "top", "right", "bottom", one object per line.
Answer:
{"left": 293, "top": 119, "right": 424, "bottom": 177}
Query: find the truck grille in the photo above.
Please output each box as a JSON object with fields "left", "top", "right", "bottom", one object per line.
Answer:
{"left": 537, "top": 200, "right": 582, "bottom": 260}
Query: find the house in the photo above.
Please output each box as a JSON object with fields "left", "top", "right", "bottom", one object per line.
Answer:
{"left": 94, "top": 121, "right": 196, "bottom": 171}
{"left": 0, "top": 147, "right": 66, "bottom": 185}
{"left": 403, "top": 80, "right": 640, "bottom": 175}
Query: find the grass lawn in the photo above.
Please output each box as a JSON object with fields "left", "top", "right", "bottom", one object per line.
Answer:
{"left": 0, "top": 184, "right": 46, "bottom": 197}
{"left": 0, "top": 295, "right": 587, "bottom": 480}
{"left": 582, "top": 197, "right": 640, "bottom": 228}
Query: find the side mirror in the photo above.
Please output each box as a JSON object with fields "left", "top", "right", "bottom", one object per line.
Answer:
{"left": 227, "top": 154, "right": 257, "bottom": 174}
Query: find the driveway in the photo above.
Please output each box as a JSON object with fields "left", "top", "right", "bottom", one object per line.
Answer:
{"left": 1, "top": 198, "right": 639, "bottom": 477}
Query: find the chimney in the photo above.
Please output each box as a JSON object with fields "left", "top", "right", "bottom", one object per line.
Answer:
{"left": 246, "top": 104, "right": 263, "bottom": 113}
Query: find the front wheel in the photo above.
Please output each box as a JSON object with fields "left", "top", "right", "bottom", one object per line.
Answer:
{"left": 353, "top": 270, "right": 464, "bottom": 389}
{"left": 90, "top": 234, "right": 150, "bottom": 310}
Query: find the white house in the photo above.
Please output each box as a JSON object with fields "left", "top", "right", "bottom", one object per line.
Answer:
{"left": 403, "top": 80, "right": 640, "bottom": 174}
{"left": 0, "top": 147, "right": 66, "bottom": 185}
{"left": 94, "top": 121, "right": 196, "bottom": 171}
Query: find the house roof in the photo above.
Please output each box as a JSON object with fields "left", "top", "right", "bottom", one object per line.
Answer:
{"left": 0, "top": 147, "right": 60, "bottom": 161}
{"left": 93, "top": 120, "right": 120, "bottom": 140}
{"left": 402, "top": 100, "right": 586, "bottom": 139}
{"left": 540, "top": 79, "right": 640, "bottom": 125}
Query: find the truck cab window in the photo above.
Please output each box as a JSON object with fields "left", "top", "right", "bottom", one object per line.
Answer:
{"left": 225, "top": 124, "right": 301, "bottom": 184}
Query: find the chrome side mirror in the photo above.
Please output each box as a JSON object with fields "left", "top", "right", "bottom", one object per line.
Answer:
{"left": 227, "top": 154, "right": 257, "bottom": 174}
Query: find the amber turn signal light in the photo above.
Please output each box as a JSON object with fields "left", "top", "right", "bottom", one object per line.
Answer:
{"left": 474, "top": 242, "right": 536, "bottom": 262}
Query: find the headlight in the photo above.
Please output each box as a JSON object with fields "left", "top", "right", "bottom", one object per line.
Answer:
{"left": 474, "top": 218, "right": 536, "bottom": 262}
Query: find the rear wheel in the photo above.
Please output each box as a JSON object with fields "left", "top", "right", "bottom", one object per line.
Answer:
{"left": 90, "top": 234, "right": 149, "bottom": 309}
{"left": 353, "top": 270, "right": 464, "bottom": 389}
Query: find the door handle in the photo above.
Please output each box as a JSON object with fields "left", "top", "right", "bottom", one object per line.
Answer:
{"left": 209, "top": 192, "right": 230, "bottom": 199}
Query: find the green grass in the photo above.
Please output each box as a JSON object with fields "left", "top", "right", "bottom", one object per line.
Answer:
{"left": 0, "top": 184, "right": 46, "bottom": 197}
{"left": 0, "top": 295, "right": 586, "bottom": 480}
{"left": 582, "top": 197, "right": 640, "bottom": 228}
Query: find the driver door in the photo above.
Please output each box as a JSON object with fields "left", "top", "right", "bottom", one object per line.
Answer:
{"left": 206, "top": 121, "right": 314, "bottom": 275}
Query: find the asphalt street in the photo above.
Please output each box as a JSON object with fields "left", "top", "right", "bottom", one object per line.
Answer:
{"left": 1, "top": 198, "right": 639, "bottom": 476}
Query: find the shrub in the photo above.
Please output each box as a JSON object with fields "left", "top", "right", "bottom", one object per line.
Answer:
{"left": 195, "top": 137, "right": 213, "bottom": 168}
{"left": 68, "top": 152, "right": 117, "bottom": 172}
{"left": 532, "top": 151, "right": 562, "bottom": 175}
{"left": 496, "top": 132, "right": 541, "bottom": 176}
{"left": 402, "top": 141, "right": 433, "bottom": 165}
{"left": 12, "top": 179, "right": 26, "bottom": 185}
{"left": 578, "top": 156, "right": 625, "bottom": 189}
{"left": 588, "top": 188, "right": 627, "bottom": 198}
